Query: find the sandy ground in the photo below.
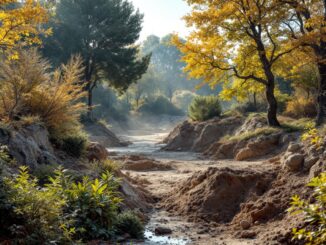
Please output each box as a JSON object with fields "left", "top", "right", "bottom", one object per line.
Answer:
{"left": 110, "top": 132, "right": 274, "bottom": 245}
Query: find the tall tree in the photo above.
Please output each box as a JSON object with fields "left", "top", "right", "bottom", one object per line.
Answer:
{"left": 42, "top": 0, "right": 150, "bottom": 117}
{"left": 173, "top": 0, "right": 297, "bottom": 126}
{"left": 279, "top": 0, "right": 326, "bottom": 125}
{"left": 0, "top": 0, "right": 48, "bottom": 56}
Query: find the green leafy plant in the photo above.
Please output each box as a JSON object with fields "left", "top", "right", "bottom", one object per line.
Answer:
{"left": 188, "top": 95, "right": 221, "bottom": 121}
{"left": 288, "top": 173, "right": 326, "bottom": 245}
{"left": 114, "top": 211, "right": 144, "bottom": 239}
{"left": 64, "top": 172, "right": 122, "bottom": 240}
{"left": 3, "top": 166, "right": 73, "bottom": 244}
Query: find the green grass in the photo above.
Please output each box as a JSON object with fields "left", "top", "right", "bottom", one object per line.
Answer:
{"left": 223, "top": 126, "right": 281, "bottom": 142}
{"left": 280, "top": 117, "right": 314, "bottom": 133}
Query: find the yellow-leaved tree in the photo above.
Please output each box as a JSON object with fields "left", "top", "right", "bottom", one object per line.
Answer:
{"left": 173, "top": 0, "right": 298, "bottom": 126}
{"left": 0, "top": 0, "right": 49, "bottom": 55}
{"left": 278, "top": 0, "right": 326, "bottom": 125}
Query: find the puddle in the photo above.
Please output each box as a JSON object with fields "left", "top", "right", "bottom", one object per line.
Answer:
{"left": 143, "top": 230, "right": 190, "bottom": 245}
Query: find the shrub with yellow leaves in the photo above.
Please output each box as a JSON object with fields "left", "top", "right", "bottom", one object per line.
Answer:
{"left": 285, "top": 97, "right": 317, "bottom": 119}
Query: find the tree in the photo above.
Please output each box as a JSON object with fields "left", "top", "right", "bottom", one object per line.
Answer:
{"left": 279, "top": 0, "right": 326, "bottom": 125}
{"left": 0, "top": 0, "right": 48, "bottom": 55}
{"left": 42, "top": 0, "right": 150, "bottom": 118}
{"left": 173, "top": 0, "right": 297, "bottom": 126}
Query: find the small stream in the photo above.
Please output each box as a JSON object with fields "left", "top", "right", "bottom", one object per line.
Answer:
{"left": 107, "top": 130, "right": 195, "bottom": 245}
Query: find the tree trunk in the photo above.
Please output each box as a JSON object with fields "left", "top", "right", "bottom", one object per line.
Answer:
{"left": 87, "top": 87, "right": 93, "bottom": 120}
{"left": 316, "top": 62, "right": 326, "bottom": 125}
{"left": 253, "top": 92, "right": 257, "bottom": 110}
{"left": 265, "top": 83, "right": 280, "bottom": 127}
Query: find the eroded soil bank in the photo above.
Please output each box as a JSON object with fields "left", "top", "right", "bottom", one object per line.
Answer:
{"left": 108, "top": 115, "right": 325, "bottom": 245}
{"left": 108, "top": 132, "right": 273, "bottom": 244}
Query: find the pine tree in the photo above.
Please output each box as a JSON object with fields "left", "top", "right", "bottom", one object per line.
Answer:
{"left": 42, "top": 0, "right": 150, "bottom": 118}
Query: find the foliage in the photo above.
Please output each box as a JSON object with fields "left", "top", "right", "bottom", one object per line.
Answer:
{"left": 0, "top": 0, "right": 49, "bottom": 57}
{"left": 64, "top": 171, "right": 122, "bottom": 240}
{"left": 60, "top": 132, "right": 88, "bottom": 158}
{"left": 288, "top": 173, "right": 326, "bottom": 245}
{"left": 3, "top": 166, "right": 73, "bottom": 244}
{"left": 0, "top": 49, "right": 87, "bottom": 141}
{"left": 188, "top": 95, "right": 221, "bottom": 121}
{"left": 223, "top": 127, "right": 280, "bottom": 142}
{"left": 301, "top": 123, "right": 324, "bottom": 150}
{"left": 172, "top": 0, "right": 298, "bottom": 126}
{"left": 285, "top": 97, "right": 317, "bottom": 119}
{"left": 32, "top": 164, "right": 59, "bottom": 185}
{"left": 139, "top": 96, "right": 184, "bottom": 116}
{"left": 114, "top": 211, "right": 144, "bottom": 239}
{"left": 42, "top": 0, "right": 150, "bottom": 114}
{"left": 91, "top": 160, "right": 121, "bottom": 175}
{"left": 0, "top": 166, "right": 130, "bottom": 243}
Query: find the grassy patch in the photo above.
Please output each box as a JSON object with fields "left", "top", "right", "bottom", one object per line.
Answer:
{"left": 280, "top": 117, "right": 314, "bottom": 132}
{"left": 223, "top": 126, "right": 281, "bottom": 142}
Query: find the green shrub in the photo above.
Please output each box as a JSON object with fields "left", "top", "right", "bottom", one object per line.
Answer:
{"left": 3, "top": 166, "right": 73, "bottom": 244}
{"left": 114, "top": 211, "right": 144, "bottom": 239}
{"left": 139, "top": 96, "right": 184, "bottom": 116}
{"left": 32, "top": 164, "right": 59, "bottom": 185}
{"left": 288, "top": 173, "right": 326, "bottom": 245}
{"left": 0, "top": 166, "right": 131, "bottom": 243}
{"left": 188, "top": 95, "right": 221, "bottom": 121}
{"left": 64, "top": 172, "right": 122, "bottom": 240}
{"left": 60, "top": 132, "right": 88, "bottom": 158}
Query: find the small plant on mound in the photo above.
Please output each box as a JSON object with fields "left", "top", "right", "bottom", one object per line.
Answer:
{"left": 114, "top": 211, "right": 144, "bottom": 239}
{"left": 188, "top": 95, "right": 221, "bottom": 121}
{"left": 288, "top": 173, "right": 326, "bottom": 245}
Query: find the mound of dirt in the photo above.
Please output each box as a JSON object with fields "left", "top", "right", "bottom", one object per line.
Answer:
{"left": 163, "top": 167, "right": 276, "bottom": 223}
{"left": 117, "top": 170, "right": 154, "bottom": 216}
{"left": 122, "top": 155, "right": 173, "bottom": 172}
{"left": 84, "top": 121, "right": 129, "bottom": 147}
{"left": 162, "top": 116, "right": 243, "bottom": 152}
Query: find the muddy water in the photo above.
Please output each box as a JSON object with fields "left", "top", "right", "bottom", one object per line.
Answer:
{"left": 108, "top": 130, "right": 195, "bottom": 245}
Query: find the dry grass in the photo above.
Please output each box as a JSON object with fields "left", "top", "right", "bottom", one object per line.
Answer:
{"left": 0, "top": 49, "right": 87, "bottom": 139}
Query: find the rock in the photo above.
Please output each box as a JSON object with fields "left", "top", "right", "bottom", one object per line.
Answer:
{"left": 308, "top": 160, "right": 325, "bottom": 180}
{"left": 240, "top": 220, "right": 251, "bottom": 230}
{"left": 86, "top": 142, "right": 109, "bottom": 162}
{"left": 284, "top": 154, "right": 304, "bottom": 172}
{"left": 304, "top": 155, "right": 319, "bottom": 170}
{"left": 154, "top": 226, "right": 172, "bottom": 235}
{"left": 287, "top": 143, "right": 302, "bottom": 153}
{"left": 0, "top": 124, "right": 60, "bottom": 168}
{"left": 250, "top": 202, "right": 277, "bottom": 222}
{"left": 240, "top": 230, "right": 257, "bottom": 239}
{"left": 235, "top": 134, "right": 281, "bottom": 161}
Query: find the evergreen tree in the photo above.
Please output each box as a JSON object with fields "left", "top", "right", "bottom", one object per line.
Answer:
{"left": 42, "top": 0, "right": 150, "bottom": 117}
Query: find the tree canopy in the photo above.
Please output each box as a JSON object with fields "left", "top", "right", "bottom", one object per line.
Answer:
{"left": 42, "top": 0, "right": 150, "bottom": 116}
{"left": 173, "top": 0, "right": 299, "bottom": 126}
{"left": 0, "top": 0, "right": 49, "bottom": 57}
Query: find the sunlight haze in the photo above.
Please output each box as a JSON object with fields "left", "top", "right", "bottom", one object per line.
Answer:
{"left": 130, "top": 0, "right": 190, "bottom": 40}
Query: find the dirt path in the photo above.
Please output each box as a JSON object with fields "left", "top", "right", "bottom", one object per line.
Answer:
{"left": 109, "top": 132, "right": 272, "bottom": 245}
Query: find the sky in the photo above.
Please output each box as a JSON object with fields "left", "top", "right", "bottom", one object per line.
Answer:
{"left": 130, "top": 0, "right": 191, "bottom": 41}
